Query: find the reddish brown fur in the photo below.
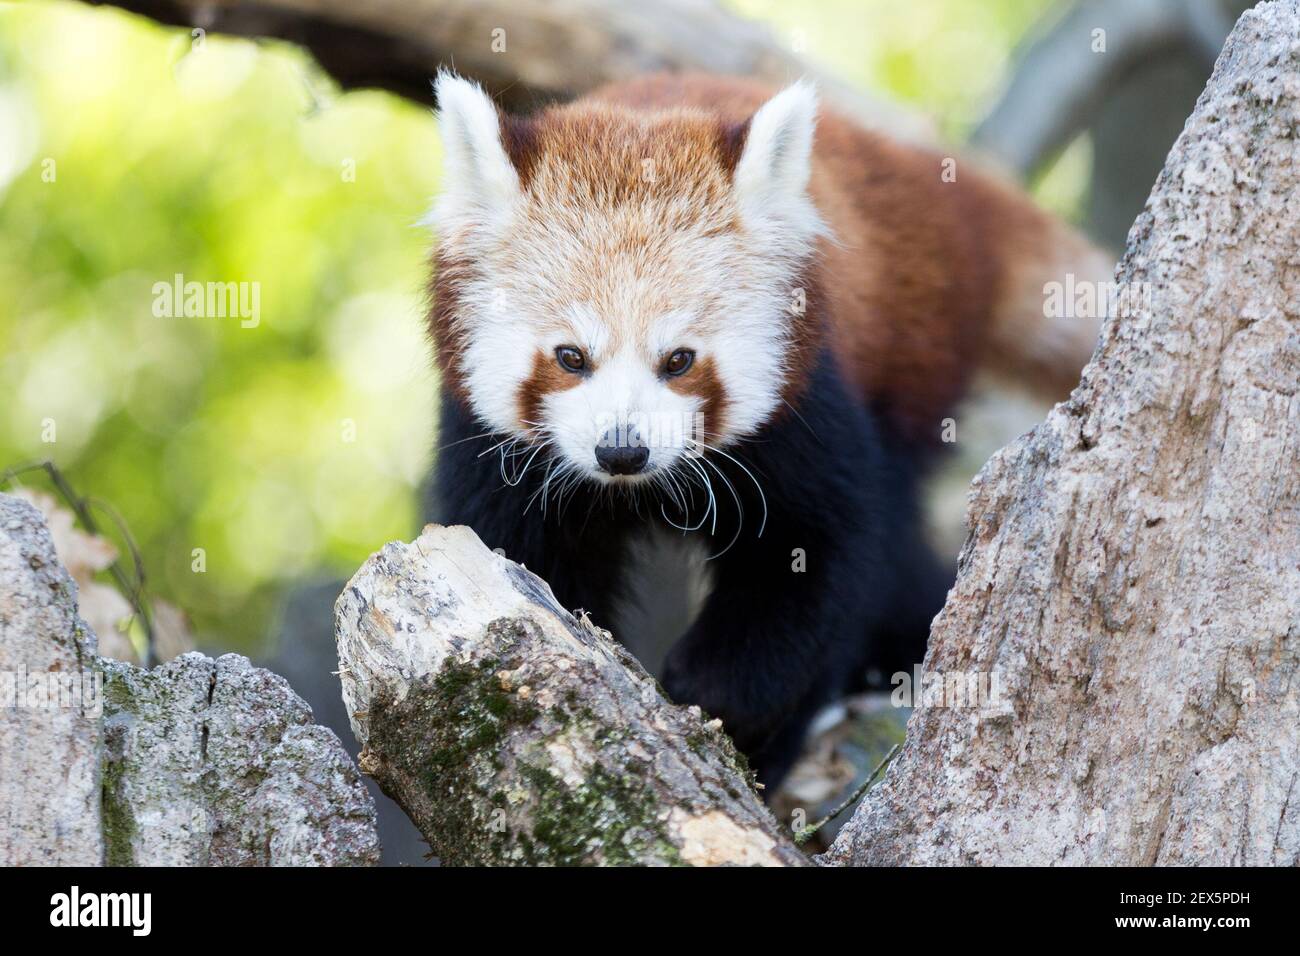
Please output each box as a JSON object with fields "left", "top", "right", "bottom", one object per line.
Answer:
{"left": 518, "top": 351, "right": 582, "bottom": 430}
{"left": 429, "top": 252, "right": 469, "bottom": 402}
{"left": 483, "top": 91, "right": 826, "bottom": 418}
{"left": 667, "top": 355, "right": 730, "bottom": 440}
{"left": 589, "top": 74, "right": 1092, "bottom": 443}
{"left": 505, "top": 104, "right": 741, "bottom": 215}
{"left": 499, "top": 114, "right": 543, "bottom": 186}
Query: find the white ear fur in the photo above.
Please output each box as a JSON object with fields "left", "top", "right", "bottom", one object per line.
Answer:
{"left": 734, "top": 80, "right": 819, "bottom": 216}
{"left": 731, "top": 81, "right": 825, "bottom": 259}
{"left": 430, "top": 71, "right": 520, "bottom": 231}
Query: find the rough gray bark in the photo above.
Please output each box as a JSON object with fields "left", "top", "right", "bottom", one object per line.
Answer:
{"left": 85, "top": 0, "right": 930, "bottom": 140}
{"left": 0, "top": 493, "right": 380, "bottom": 866}
{"left": 102, "top": 653, "right": 380, "bottom": 866}
{"left": 0, "top": 494, "right": 103, "bottom": 866}
{"left": 824, "top": 0, "right": 1300, "bottom": 866}
{"left": 335, "top": 524, "right": 805, "bottom": 866}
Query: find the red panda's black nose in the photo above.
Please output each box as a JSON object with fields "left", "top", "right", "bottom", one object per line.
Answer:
{"left": 595, "top": 431, "right": 650, "bottom": 475}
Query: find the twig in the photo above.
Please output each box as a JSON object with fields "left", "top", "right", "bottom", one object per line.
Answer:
{"left": 1, "top": 459, "right": 157, "bottom": 666}
{"left": 794, "top": 743, "right": 901, "bottom": 845}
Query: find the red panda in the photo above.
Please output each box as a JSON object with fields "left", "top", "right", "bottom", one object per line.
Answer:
{"left": 426, "top": 72, "right": 1110, "bottom": 792}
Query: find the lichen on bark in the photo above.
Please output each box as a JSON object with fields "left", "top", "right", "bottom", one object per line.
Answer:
{"left": 336, "top": 524, "right": 807, "bottom": 866}
{"left": 100, "top": 652, "right": 382, "bottom": 866}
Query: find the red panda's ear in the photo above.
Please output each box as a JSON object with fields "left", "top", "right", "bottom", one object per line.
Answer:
{"left": 735, "top": 81, "right": 817, "bottom": 201}
{"left": 430, "top": 71, "right": 521, "bottom": 234}
{"left": 733, "top": 81, "right": 824, "bottom": 250}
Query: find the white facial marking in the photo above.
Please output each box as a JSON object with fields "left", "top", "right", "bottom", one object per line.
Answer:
{"left": 432, "top": 76, "right": 827, "bottom": 486}
{"left": 459, "top": 281, "right": 535, "bottom": 434}
{"left": 543, "top": 347, "right": 701, "bottom": 482}
{"left": 564, "top": 302, "right": 610, "bottom": 357}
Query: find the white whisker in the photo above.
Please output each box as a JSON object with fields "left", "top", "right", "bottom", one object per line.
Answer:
{"left": 697, "top": 451, "right": 745, "bottom": 559}
{"left": 689, "top": 439, "right": 769, "bottom": 539}
{"left": 681, "top": 455, "right": 717, "bottom": 537}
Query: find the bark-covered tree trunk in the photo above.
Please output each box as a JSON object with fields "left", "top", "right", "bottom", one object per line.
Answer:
{"left": 0, "top": 496, "right": 102, "bottom": 865}
{"left": 335, "top": 525, "right": 806, "bottom": 866}
{"left": 824, "top": 0, "right": 1300, "bottom": 866}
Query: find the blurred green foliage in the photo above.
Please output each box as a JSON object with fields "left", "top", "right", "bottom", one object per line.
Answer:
{"left": 0, "top": 0, "right": 1081, "bottom": 652}
{"left": 0, "top": 2, "right": 440, "bottom": 648}
{"left": 735, "top": 0, "right": 1058, "bottom": 137}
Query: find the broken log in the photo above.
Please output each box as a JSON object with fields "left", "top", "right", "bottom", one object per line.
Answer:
{"left": 334, "top": 523, "right": 807, "bottom": 866}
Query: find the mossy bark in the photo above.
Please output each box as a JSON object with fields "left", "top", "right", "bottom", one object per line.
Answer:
{"left": 1, "top": 492, "right": 381, "bottom": 867}
{"left": 336, "top": 525, "right": 807, "bottom": 866}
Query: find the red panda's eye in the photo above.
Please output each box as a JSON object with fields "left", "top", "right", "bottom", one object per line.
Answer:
{"left": 664, "top": 349, "right": 694, "bottom": 376}
{"left": 556, "top": 346, "right": 586, "bottom": 372}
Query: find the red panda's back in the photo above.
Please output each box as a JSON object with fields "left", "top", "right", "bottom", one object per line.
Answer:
{"left": 588, "top": 74, "right": 1110, "bottom": 444}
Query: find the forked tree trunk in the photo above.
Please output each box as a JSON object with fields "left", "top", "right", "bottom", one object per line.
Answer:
{"left": 823, "top": 0, "right": 1300, "bottom": 866}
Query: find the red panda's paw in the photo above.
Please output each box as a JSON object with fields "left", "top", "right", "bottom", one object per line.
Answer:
{"left": 662, "top": 641, "right": 773, "bottom": 754}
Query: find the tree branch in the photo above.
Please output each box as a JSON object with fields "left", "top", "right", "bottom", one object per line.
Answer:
{"left": 87, "top": 0, "right": 932, "bottom": 140}
{"left": 971, "top": 0, "right": 1245, "bottom": 177}
{"left": 334, "top": 524, "right": 807, "bottom": 866}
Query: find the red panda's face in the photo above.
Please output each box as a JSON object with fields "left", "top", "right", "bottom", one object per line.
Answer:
{"left": 430, "top": 75, "right": 822, "bottom": 484}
